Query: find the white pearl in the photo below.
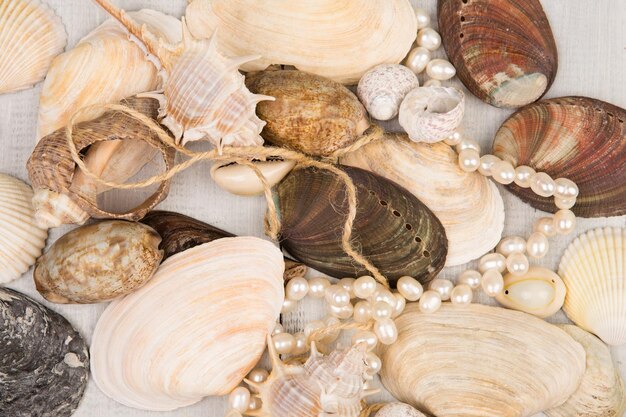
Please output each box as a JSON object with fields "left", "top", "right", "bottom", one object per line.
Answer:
{"left": 281, "top": 299, "right": 297, "bottom": 314}
{"left": 246, "top": 368, "right": 269, "bottom": 393}
{"left": 248, "top": 396, "right": 262, "bottom": 411}
{"left": 554, "top": 178, "right": 579, "bottom": 199}
{"left": 419, "top": 290, "right": 442, "bottom": 313}
{"left": 392, "top": 293, "right": 406, "bottom": 318}
{"left": 554, "top": 209, "right": 576, "bottom": 235}
{"left": 325, "top": 285, "right": 350, "bottom": 307}
{"left": 272, "top": 332, "right": 295, "bottom": 355}
{"left": 481, "top": 269, "right": 504, "bottom": 297}
{"left": 272, "top": 323, "right": 283, "bottom": 336}
{"left": 374, "top": 318, "right": 398, "bottom": 345}
{"left": 456, "top": 138, "right": 481, "bottom": 153}
{"left": 450, "top": 284, "right": 473, "bottom": 306}
{"left": 491, "top": 160, "right": 516, "bottom": 185}
{"left": 371, "top": 287, "right": 396, "bottom": 307}
{"left": 405, "top": 46, "right": 431, "bottom": 74}
{"left": 444, "top": 131, "right": 463, "bottom": 146}
{"left": 478, "top": 253, "right": 507, "bottom": 273}
{"left": 414, "top": 7, "right": 431, "bottom": 29}
{"left": 429, "top": 278, "right": 454, "bottom": 301}
{"left": 458, "top": 269, "right": 481, "bottom": 289}
{"left": 338, "top": 278, "right": 356, "bottom": 298}
{"left": 458, "top": 149, "right": 480, "bottom": 172}
{"left": 514, "top": 165, "right": 536, "bottom": 188}
{"left": 534, "top": 217, "right": 556, "bottom": 237}
{"left": 555, "top": 196, "right": 576, "bottom": 210}
{"left": 353, "top": 300, "right": 373, "bottom": 323}
{"left": 397, "top": 276, "right": 423, "bottom": 301}
{"left": 366, "top": 352, "right": 382, "bottom": 375}
{"left": 506, "top": 252, "right": 529, "bottom": 276}
{"left": 423, "top": 79, "right": 442, "bottom": 87}
{"left": 321, "top": 316, "right": 341, "bottom": 344}
{"left": 416, "top": 28, "right": 442, "bottom": 51}
{"left": 351, "top": 330, "right": 378, "bottom": 351}
{"left": 353, "top": 276, "right": 377, "bottom": 299}
{"left": 304, "top": 320, "right": 325, "bottom": 340}
{"left": 372, "top": 301, "right": 394, "bottom": 321}
{"left": 526, "top": 232, "right": 549, "bottom": 259}
{"left": 228, "top": 387, "right": 251, "bottom": 412}
{"left": 308, "top": 277, "right": 330, "bottom": 298}
{"left": 530, "top": 172, "right": 556, "bottom": 197}
{"left": 478, "top": 154, "right": 501, "bottom": 176}
{"left": 328, "top": 302, "right": 354, "bottom": 319}
{"left": 285, "top": 277, "right": 308, "bottom": 301}
{"left": 496, "top": 236, "right": 526, "bottom": 257}
{"left": 426, "top": 59, "right": 456, "bottom": 81}
{"left": 292, "top": 332, "right": 308, "bottom": 355}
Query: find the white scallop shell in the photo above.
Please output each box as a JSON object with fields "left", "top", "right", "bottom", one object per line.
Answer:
{"left": 90, "top": 237, "right": 284, "bottom": 411}
{"left": 0, "top": 0, "right": 67, "bottom": 94}
{"left": 210, "top": 159, "right": 295, "bottom": 196}
{"left": 399, "top": 86, "right": 465, "bottom": 143}
{"left": 0, "top": 174, "right": 48, "bottom": 284}
{"left": 375, "top": 403, "right": 427, "bottom": 417}
{"left": 559, "top": 227, "right": 626, "bottom": 346}
{"left": 357, "top": 64, "right": 419, "bottom": 121}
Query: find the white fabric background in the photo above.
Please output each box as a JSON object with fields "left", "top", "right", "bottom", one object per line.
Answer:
{"left": 2, "top": 0, "right": 625, "bottom": 416}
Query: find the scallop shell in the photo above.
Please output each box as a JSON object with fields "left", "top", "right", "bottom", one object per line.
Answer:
{"left": 246, "top": 70, "right": 370, "bottom": 157}
{"left": 438, "top": 0, "right": 557, "bottom": 108}
{"left": 398, "top": 86, "right": 465, "bottom": 143}
{"left": 495, "top": 266, "right": 566, "bottom": 318}
{"left": 91, "top": 236, "right": 284, "bottom": 410}
{"left": 545, "top": 325, "right": 626, "bottom": 417}
{"left": 211, "top": 158, "right": 296, "bottom": 196}
{"left": 341, "top": 135, "right": 503, "bottom": 266}
{"left": 357, "top": 64, "right": 420, "bottom": 121}
{"left": 559, "top": 227, "right": 626, "bottom": 346}
{"left": 37, "top": 9, "right": 182, "bottom": 139}
{"left": 274, "top": 165, "right": 448, "bottom": 286}
{"left": 493, "top": 97, "right": 626, "bottom": 217}
{"left": 380, "top": 303, "right": 586, "bottom": 417}
{"left": 0, "top": 0, "right": 67, "bottom": 94}
{"left": 0, "top": 287, "right": 89, "bottom": 417}
{"left": 375, "top": 403, "right": 428, "bottom": 417}
{"left": 0, "top": 174, "right": 48, "bottom": 284}
{"left": 185, "top": 0, "right": 417, "bottom": 85}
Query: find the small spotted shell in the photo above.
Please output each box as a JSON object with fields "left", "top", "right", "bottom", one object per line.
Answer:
{"left": 357, "top": 64, "right": 419, "bottom": 121}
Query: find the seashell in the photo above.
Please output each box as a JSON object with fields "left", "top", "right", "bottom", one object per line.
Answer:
{"left": 246, "top": 70, "right": 370, "bottom": 157}
{"left": 380, "top": 303, "right": 586, "bottom": 417}
{"left": 27, "top": 96, "right": 176, "bottom": 228}
{"left": 0, "top": 174, "right": 48, "bottom": 284}
{"left": 185, "top": 0, "right": 417, "bottom": 85}
{"left": 559, "top": 227, "right": 626, "bottom": 346}
{"left": 93, "top": 0, "right": 273, "bottom": 149}
{"left": 375, "top": 403, "right": 428, "bottom": 417}
{"left": 357, "top": 64, "right": 419, "bottom": 121}
{"left": 399, "top": 86, "right": 465, "bottom": 143}
{"left": 34, "top": 221, "right": 163, "bottom": 304}
{"left": 545, "top": 325, "right": 626, "bottom": 417}
{"left": 0, "top": 287, "right": 89, "bottom": 417}
{"left": 274, "top": 165, "right": 447, "bottom": 286}
{"left": 211, "top": 158, "right": 296, "bottom": 196}
{"left": 495, "top": 266, "right": 566, "bottom": 318}
{"left": 341, "top": 135, "right": 504, "bottom": 266}
{"left": 91, "top": 236, "right": 284, "bottom": 410}
{"left": 438, "top": 0, "right": 558, "bottom": 108}
{"left": 37, "top": 9, "right": 182, "bottom": 139}
{"left": 493, "top": 97, "right": 626, "bottom": 217}
{"left": 0, "top": 0, "right": 67, "bottom": 94}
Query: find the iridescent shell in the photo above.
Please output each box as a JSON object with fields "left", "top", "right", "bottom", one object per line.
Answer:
{"left": 357, "top": 64, "right": 419, "bottom": 121}
{"left": 493, "top": 97, "right": 626, "bottom": 217}
{"left": 438, "top": 0, "right": 557, "bottom": 108}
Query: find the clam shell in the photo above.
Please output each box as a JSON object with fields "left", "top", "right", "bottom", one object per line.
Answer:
{"left": 357, "top": 64, "right": 419, "bottom": 121}
{"left": 559, "top": 227, "right": 626, "bottom": 346}
{"left": 341, "top": 136, "right": 504, "bottom": 266}
{"left": 0, "top": 287, "right": 89, "bottom": 417}
{"left": 185, "top": 0, "right": 417, "bottom": 84}
{"left": 91, "top": 236, "right": 285, "bottom": 410}
{"left": 0, "top": 0, "right": 67, "bottom": 94}
{"left": 0, "top": 174, "right": 48, "bottom": 284}
{"left": 375, "top": 403, "right": 428, "bottom": 417}
{"left": 274, "top": 165, "right": 447, "bottom": 285}
{"left": 34, "top": 221, "right": 163, "bottom": 304}
{"left": 380, "top": 303, "right": 586, "bottom": 417}
{"left": 438, "top": 0, "right": 557, "bottom": 108}
{"left": 211, "top": 159, "right": 296, "bottom": 196}
{"left": 246, "top": 70, "right": 370, "bottom": 157}
{"left": 493, "top": 97, "right": 626, "bottom": 217}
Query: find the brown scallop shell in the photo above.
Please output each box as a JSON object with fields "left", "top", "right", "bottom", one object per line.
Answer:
{"left": 438, "top": 0, "right": 558, "bottom": 108}
{"left": 493, "top": 97, "right": 626, "bottom": 218}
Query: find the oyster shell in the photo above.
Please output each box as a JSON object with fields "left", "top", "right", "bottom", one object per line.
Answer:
{"left": 380, "top": 303, "right": 586, "bottom": 417}
{"left": 185, "top": 0, "right": 417, "bottom": 84}
{"left": 493, "top": 97, "right": 625, "bottom": 217}
{"left": 0, "top": 287, "right": 89, "bottom": 417}
{"left": 211, "top": 158, "right": 296, "bottom": 196}
{"left": 438, "top": 0, "right": 558, "bottom": 108}
{"left": 357, "top": 64, "right": 419, "bottom": 121}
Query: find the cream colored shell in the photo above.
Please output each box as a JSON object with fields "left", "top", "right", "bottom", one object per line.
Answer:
{"left": 375, "top": 403, "right": 427, "bottom": 417}
{"left": 91, "top": 237, "right": 285, "bottom": 411}
{"left": 357, "top": 64, "right": 419, "bottom": 121}
{"left": 210, "top": 159, "right": 295, "bottom": 196}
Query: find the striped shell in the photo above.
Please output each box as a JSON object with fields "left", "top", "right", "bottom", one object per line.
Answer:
{"left": 357, "top": 64, "right": 419, "bottom": 121}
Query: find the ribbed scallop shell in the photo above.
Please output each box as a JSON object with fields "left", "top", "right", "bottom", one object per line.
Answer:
{"left": 0, "top": 0, "right": 67, "bottom": 94}
{"left": 91, "top": 236, "right": 284, "bottom": 411}
{"left": 274, "top": 165, "right": 448, "bottom": 286}
{"left": 0, "top": 174, "right": 47, "bottom": 284}
{"left": 493, "top": 97, "right": 626, "bottom": 218}
{"left": 185, "top": 0, "right": 417, "bottom": 84}
{"left": 357, "top": 64, "right": 419, "bottom": 121}
{"left": 341, "top": 136, "right": 503, "bottom": 266}
{"left": 438, "top": 0, "right": 557, "bottom": 108}
{"left": 381, "top": 303, "right": 586, "bottom": 417}
{"left": 559, "top": 227, "right": 626, "bottom": 346}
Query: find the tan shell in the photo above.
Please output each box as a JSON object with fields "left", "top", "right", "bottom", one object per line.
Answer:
{"left": 34, "top": 221, "right": 162, "bottom": 304}
{"left": 375, "top": 403, "right": 428, "bottom": 417}
{"left": 380, "top": 303, "right": 586, "bottom": 417}
{"left": 210, "top": 159, "right": 295, "bottom": 196}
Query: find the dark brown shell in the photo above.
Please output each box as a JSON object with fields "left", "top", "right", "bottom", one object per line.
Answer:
{"left": 245, "top": 70, "right": 370, "bottom": 156}
{"left": 274, "top": 166, "right": 448, "bottom": 286}
{"left": 493, "top": 97, "right": 626, "bottom": 218}
{"left": 438, "top": 0, "right": 557, "bottom": 108}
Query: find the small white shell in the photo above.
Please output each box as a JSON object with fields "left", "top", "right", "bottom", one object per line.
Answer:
{"left": 375, "top": 402, "right": 427, "bottom": 417}
{"left": 210, "top": 159, "right": 295, "bottom": 196}
{"left": 399, "top": 86, "right": 465, "bottom": 143}
{"left": 357, "top": 64, "right": 419, "bottom": 121}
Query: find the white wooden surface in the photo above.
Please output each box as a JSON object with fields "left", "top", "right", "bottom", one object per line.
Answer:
{"left": 2, "top": 0, "right": 625, "bottom": 416}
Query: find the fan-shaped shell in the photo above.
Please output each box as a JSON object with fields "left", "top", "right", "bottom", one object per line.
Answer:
{"left": 0, "top": 0, "right": 67, "bottom": 94}
{"left": 341, "top": 136, "right": 503, "bottom": 266}
{"left": 211, "top": 159, "right": 296, "bottom": 196}
{"left": 274, "top": 165, "right": 447, "bottom": 286}
{"left": 0, "top": 174, "right": 47, "bottom": 284}
{"left": 357, "top": 64, "right": 419, "bottom": 121}
{"left": 380, "top": 303, "right": 586, "bottom": 417}
{"left": 559, "top": 227, "right": 626, "bottom": 346}
{"left": 91, "top": 236, "right": 284, "bottom": 411}
{"left": 185, "top": 0, "right": 417, "bottom": 84}
{"left": 0, "top": 287, "right": 89, "bottom": 417}
{"left": 493, "top": 97, "right": 626, "bottom": 217}
{"left": 438, "top": 0, "right": 557, "bottom": 108}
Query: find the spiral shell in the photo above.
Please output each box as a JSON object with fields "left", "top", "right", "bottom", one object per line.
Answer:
{"left": 357, "top": 64, "right": 419, "bottom": 121}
